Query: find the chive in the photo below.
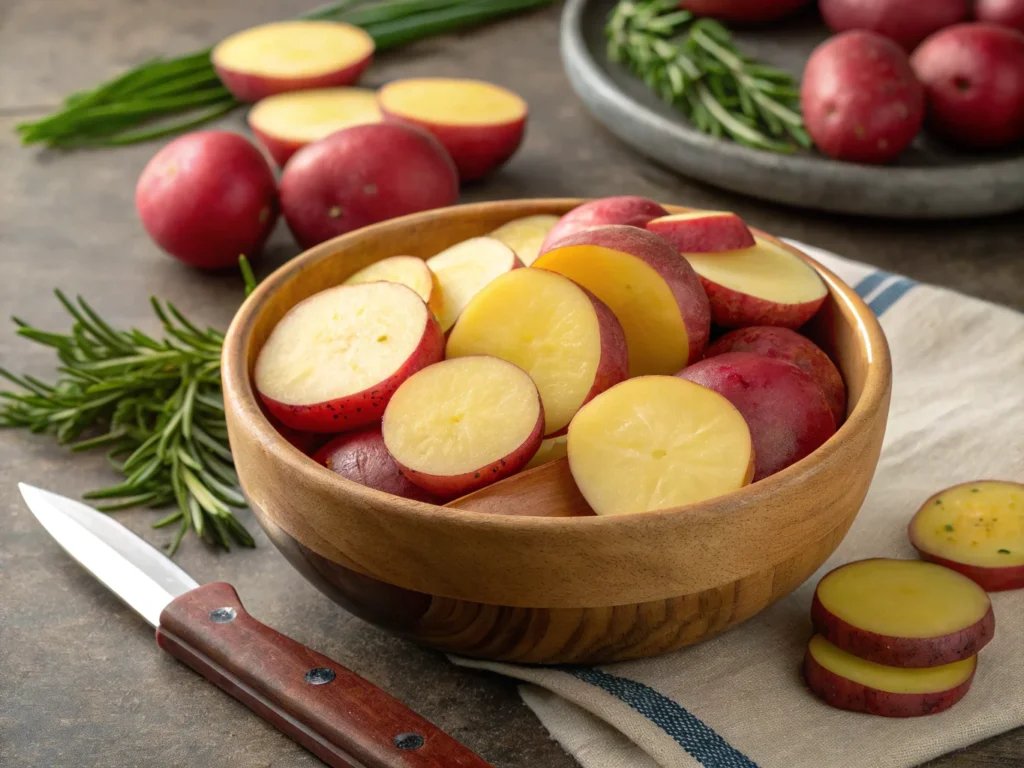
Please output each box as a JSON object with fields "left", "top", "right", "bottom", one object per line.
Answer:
{"left": 945, "top": 524, "right": 954, "bottom": 532}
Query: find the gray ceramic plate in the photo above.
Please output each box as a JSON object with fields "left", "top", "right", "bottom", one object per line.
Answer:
{"left": 561, "top": 0, "right": 1024, "bottom": 218}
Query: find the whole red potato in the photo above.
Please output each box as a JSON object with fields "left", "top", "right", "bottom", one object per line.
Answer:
{"left": 975, "top": 0, "right": 1024, "bottom": 33}
{"left": 801, "top": 31, "right": 925, "bottom": 163}
{"left": 280, "top": 122, "right": 459, "bottom": 249}
{"left": 135, "top": 131, "right": 278, "bottom": 270}
{"left": 680, "top": 0, "right": 811, "bottom": 23}
{"left": 819, "top": 0, "right": 969, "bottom": 50}
{"left": 912, "top": 23, "right": 1024, "bottom": 147}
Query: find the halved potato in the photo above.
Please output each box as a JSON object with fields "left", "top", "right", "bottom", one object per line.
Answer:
{"left": 426, "top": 237, "right": 522, "bottom": 332}
{"left": 344, "top": 255, "right": 444, "bottom": 319}
{"left": 489, "top": 215, "right": 560, "bottom": 266}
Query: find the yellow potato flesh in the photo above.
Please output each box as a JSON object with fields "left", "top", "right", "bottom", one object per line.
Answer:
{"left": 249, "top": 88, "right": 382, "bottom": 142}
{"left": 567, "top": 376, "right": 752, "bottom": 516}
{"left": 383, "top": 357, "right": 539, "bottom": 476}
{"left": 214, "top": 21, "right": 374, "bottom": 77}
{"left": 685, "top": 238, "right": 826, "bottom": 305}
{"left": 426, "top": 238, "right": 518, "bottom": 332}
{"left": 533, "top": 245, "right": 688, "bottom": 376}
{"left": 817, "top": 559, "right": 991, "bottom": 639}
{"left": 912, "top": 482, "right": 1024, "bottom": 567}
{"left": 809, "top": 635, "right": 975, "bottom": 694}
{"left": 380, "top": 78, "right": 527, "bottom": 126}
{"left": 446, "top": 269, "right": 604, "bottom": 436}
{"left": 489, "top": 215, "right": 560, "bottom": 266}
{"left": 525, "top": 436, "right": 568, "bottom": 470}
{"left": 255, "top": 283, "right": 426, "bottom": 405}
{"left": 345, "top": 256, "right": 441, "bottom": 316}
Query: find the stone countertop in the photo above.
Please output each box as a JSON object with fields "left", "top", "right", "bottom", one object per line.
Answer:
{"left": 1, "top": 2, "right": 1021, "bottom": 766}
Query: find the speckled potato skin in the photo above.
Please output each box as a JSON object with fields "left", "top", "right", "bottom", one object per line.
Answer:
{"left": 803, "top": 647, "right": 976, "bottom": 717}
{"left": 706, "top": 326, "right": 847, "bottom": 425}
{"left": 393, "top": 408, "right": 544, "bottom": 499}
{"left": 913, "top": 550, "right": 1024, "bottom": 592}
{"left": 539, "top": 197, "right": 668, "bottom": 253}
{"left": 312, "top": 425, "right": 440, "bottom": 503}
{"left": 698, "top": 275, "right": 826, "bottom": 330}
{"left": 810, "top": 589, "right": 995, "bottom": 668}
{"left": 258, "top": 313, "right": 445, "bottom": 433}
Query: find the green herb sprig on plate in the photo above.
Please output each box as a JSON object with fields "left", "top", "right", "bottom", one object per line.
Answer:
{"left": 606, "top": 0, "right": 809, "bottom": 153}
{"left": 0, "top": 261, "right": 259, "bottom": 555}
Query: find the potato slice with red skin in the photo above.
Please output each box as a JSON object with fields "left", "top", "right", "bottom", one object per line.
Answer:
{"left": 706, "top": 326, "right": 847, "bottom": 426}
{"left": 382, "top": 356, "right": 544, "bottom": 498}
{"left": 489, "top": 215, "right": 560, "bottom": 266}
{"left": 312, "top": 425, "right": 440, "bottom": 503}
{"left": 426, "top": 238, "right": 522, "bottom": 332}
{"left": 213, "top": 21, "right": 374, "bottom": 103}
{"left": 811, "top": 558, "right": 995, "bottom": 668}
{"left": 344, "top": 255, "right": 444, "bottom": 319}
{"left": 525, "top": 436, "right": 568, "bottom": 470}
{"left": 378, "top": 78, "right": 527, "bottom": 182}
{"left": 248, "top": 87, "right": 383, "bottom": 167}
{"left": 567, "top": 376, "right": 754, "bottom": 516}
{"left": 646, "top": 211, "right": 755, "bottom": 253}
{"left": 254, "top": 282, "right": 444, "bottom": 433}
{"left": 446, "top": 268, "right": 628, "bottom": 437}
{"left": 678, "top": 352, "right": 836, "bottom": 481}
{"left": 909, "top": 481, "right": 1024, "bottom": 592}
{"left": 534, "top": 225, "right": 710, "bottom": 375}
{"left": 685, "top": 238, "right": 827, "bottom": 329}
{"left": 804, "top": 635, "right": 977, "bottom": 718}
{"left": 540, "top": 196, "right": 668, "bottom": 253}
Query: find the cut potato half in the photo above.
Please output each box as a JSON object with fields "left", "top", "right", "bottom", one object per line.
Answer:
{"left": 534, "top": 226, "right": 710, "bottom": 375}
{"left": 254, "top": 282, "right": 443, "bottom": 432}
{"left": 525, "top": 436, "right": 568, "bottom": 470}
{"left": 910, "top": 480, "right": 1024, "bottom": 592}
{"left": 213, "top": 21, "right": 374, "bottom": 103}
{"left": 646, "top": 211, "right": 755, "bottom": 253}
{"left": 382, "top": 356, "right": 543, "bottom": 498}
{"left": 248, "top": 88, "right": 382, "bottom": 166}
{"left": 804, "top": 635, "right": 976, "bottom": 717}
{"left": 567, "top": 376, "right": 754, "bottom": 516}
{"left": 685, "top": 238, "right": 827, "bottom": 329}
{"left": 426, "top": 237, "right": 521, "bottom": 332}
{"left": 446, "top": 269, "right": 628, "bottom": 436}
{"left": 490, "top": 215, "right": 560, "bottom": 266}
{"left": 344, "top": 255, "right": 444, "bottom": 318}
{"left": 812, "top": 558, "right": 995, "bottom": 667}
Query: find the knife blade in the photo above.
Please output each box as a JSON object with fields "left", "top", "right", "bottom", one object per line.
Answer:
{"left": 19, "top": 483, "right": 492, "bottom": 768}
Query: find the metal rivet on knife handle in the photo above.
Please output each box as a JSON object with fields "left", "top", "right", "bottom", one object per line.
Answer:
{"left": 209, "top": 607, "right": 237, "bottom": 623}
{"left": 393, "top": 733, "right": 425, "bottom": 751}
{"left": 304, "top": 667, "right": 336, "bottom": 685}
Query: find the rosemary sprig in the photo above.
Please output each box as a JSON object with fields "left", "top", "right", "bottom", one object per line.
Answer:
{"left": 1, "top": 290, "right": 248, "bottom": 556}
{"left": 606, "top": 0, "right": 810, "bottom": 153}
{"left": 16, "top": 0, "right": 553, "bottom": 149}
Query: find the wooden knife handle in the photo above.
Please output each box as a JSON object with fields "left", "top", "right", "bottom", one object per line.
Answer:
{"left": 156, "top": 582, "right": 492, "bottom": 768}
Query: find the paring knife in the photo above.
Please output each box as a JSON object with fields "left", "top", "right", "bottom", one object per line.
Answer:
{"left": 18, "top": 483, "right": 492, "bottom": 768}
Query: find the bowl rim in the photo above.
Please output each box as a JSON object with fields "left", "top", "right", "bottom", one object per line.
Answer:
{"left": 222, "top": 198, "right": 891, "bottom": 537}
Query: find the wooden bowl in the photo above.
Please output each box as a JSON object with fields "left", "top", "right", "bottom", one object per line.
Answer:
{"left": 222, "top": 199, "right": 892, "bottom": 664}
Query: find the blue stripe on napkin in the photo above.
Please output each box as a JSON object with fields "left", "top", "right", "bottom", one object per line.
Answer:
{"left": 852, "top": 270, "right": 893, "bottom": 301}
{"left": 564, "top": 668, "right": 760, "bottom": 768}
{"left": 853, "top": 271, "right": 918, "bottom": 317}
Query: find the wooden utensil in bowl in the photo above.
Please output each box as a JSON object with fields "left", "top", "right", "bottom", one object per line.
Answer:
{"left": 221, "top": 199, "right": 891, "bottom": 664}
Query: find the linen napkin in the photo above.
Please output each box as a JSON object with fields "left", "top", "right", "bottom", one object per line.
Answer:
{"left": 453, "top": 241, "right": 1024, "bottom": 768}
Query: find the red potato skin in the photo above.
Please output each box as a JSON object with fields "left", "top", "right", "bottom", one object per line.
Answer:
{"left": 214, "top": 55, "right": 372, "bottom": 104}
{"left": 679, "top": 0, "right": 811, "bottom": 24}
{"left": 975, "top": 0, "right": 1024, "bottom": 33}
{"left": 911, "top": 23, "right": 1024, "bottom": 148}
{"left": 678, "top": 352, "right": 836, "bottom": 481}
{"left": 706, "top": 326, "right": 847, "bottom": 426}
{"left": 381, "top": 109, "right": 526, "bottom": 183}
{"left": 819, "top": 0, "right": 969, "bottom": 51}
{"left": 135, "top": 131, "right": 278, "bottom": 270}
{"left": 803, "top": 648, "right": 976, "bottom": 717}
{"left": 259, "top": 312, "right": 445, "bottom": 433}
{"left": 913, "top": 549, "right": 1024, "bottom": 592}
{"left": 539, "top": 225, "right": 711, "bottom": 365}
{"left": 698, "top": 275, "right": 826, "bottom": 330}
{"left": 645, "top": 213, "right": 755, "bottom": 253}
{"left": 312, "top": 426, "right": 440, "bottom": 503}
{"left": 394, "top": 408, "right": 545, "bottom": 499}
{"left": 801, "top": 31, "right": 925, "bottom": 164}
{"left": 539, "top": 197, "right": 669, "bottom": 253}
{"left": 280, "top": 123, "right": 459, "bottom": 249}
{"left": 810, "top": 591, "right": 995, "bottom": 668}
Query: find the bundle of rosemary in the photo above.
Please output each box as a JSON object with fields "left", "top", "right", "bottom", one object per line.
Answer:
{"left": 16, "top": 0, "right": 553, "bottom": 148}
{"left": 606, "top": 0, "right": 809, "bottom": 152}
{"left": 0, "top": 266, "right": 258, "bottom": 555}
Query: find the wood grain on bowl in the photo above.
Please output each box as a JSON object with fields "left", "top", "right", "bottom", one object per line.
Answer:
{"left": 221, "top": 199, "right": 891, "bottom": 664}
